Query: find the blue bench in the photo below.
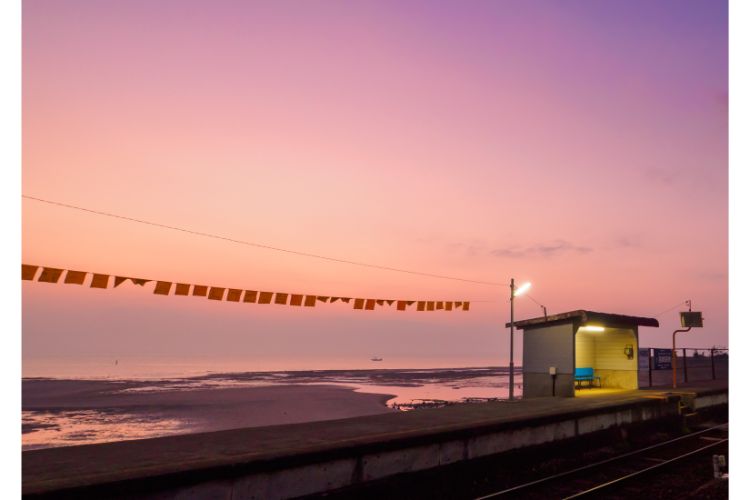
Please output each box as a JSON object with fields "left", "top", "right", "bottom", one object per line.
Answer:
{"left": 575, "top": 367, "right": 601, "bottom": 389}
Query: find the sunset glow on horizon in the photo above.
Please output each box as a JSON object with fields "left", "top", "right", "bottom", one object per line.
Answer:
{"left": 22, "top": 0, "right": 727, "bottom": 373}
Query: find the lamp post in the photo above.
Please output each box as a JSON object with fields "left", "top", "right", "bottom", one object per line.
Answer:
{"left": 508, "top": 279, "right": 531, "bottom": 401}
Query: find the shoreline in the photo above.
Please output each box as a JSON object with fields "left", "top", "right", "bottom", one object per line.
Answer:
{"left": 23, "top": 381, "right": 398, "bottom": 451}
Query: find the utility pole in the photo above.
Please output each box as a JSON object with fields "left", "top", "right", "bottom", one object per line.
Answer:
{"left": 509, "top": 278, "right": 515, "bottom": 400}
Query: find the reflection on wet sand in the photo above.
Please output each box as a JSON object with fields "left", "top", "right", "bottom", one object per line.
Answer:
{"left": 23, "top": 367, "right": 520, "bottom": 450}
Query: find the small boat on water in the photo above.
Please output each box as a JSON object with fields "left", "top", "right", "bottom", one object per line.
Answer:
{"left": 370, "top": 357, "right": 383, "bottom": 362}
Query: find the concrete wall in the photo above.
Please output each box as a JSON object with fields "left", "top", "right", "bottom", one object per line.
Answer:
{"left": 522, "top": 323, "right": 574, "bottom": 398}
{"left": 575, "top": 328, "right": 638, "bottom": 390}
{"left": 115, "top": 398, "right": 683, "bottom": 499}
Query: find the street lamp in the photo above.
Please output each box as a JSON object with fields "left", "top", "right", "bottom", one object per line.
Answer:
{"left": 509, "top": 279, "right": 531, "bottom": 401}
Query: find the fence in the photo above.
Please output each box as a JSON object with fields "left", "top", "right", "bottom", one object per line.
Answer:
{"left": 638, "top": 347, "right": 728, "bottom": 388}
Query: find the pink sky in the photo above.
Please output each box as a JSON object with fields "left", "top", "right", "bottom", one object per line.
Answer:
{"left": 22, "top": 0, "right": 727, "bottom": 372}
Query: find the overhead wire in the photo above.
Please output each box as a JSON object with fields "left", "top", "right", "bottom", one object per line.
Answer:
{"left": 23, "top": 194, "right": 507, "bottom": 287}
{"left": 652, "top": 300, "right": 691, "bottom": 318}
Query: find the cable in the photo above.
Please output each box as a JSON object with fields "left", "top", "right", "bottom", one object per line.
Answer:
{"left": 652, "top": 300, "right": 690, "bottom": 318}
{"left": 23, "top": 195, "right": 506, "bottom": 286}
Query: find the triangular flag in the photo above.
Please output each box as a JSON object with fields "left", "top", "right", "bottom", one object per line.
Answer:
{"left": 304, "top": 295, "right": 317, "bottom": 307}
{"left": 38, "top": 267, "right": 64, "bottom": 283}
{"left": 454, "top": 301, "right": 462, "bottom": 308}
{"left": 130, "top": 278, "right": 150, "bottom": 286}
{"left": 329, "top": 297, "right": 340, "bottom": 303}
{"left": 341, "top": 298, "right": 352, "bottom": 303}
{"left": 90, "top": 274, "right": 109, "bottom": 289}
{"left": 386, "top": 300, "right": 395, "bottom": 306}
{"left": 406, "top": 301, "right": 416, "bottom": 306}
{"left": 317, "top": 296, "right": 330, "bottom": 303}
{"left": 64, "top": 271, "right": 87, "bottom": 285}
{"left": 290, "top": 294, "right": 303, "bottom": 306}
{"left": 22, "top": 265, "right": 39, "bottom": 281}
{"left": 226, "top": 289, "right": 242, "bottom": 302}
{"left": 174, "top": 283, "right": 191, "bottom": 296}
{"left": 154, "top": 281, "right": 172, "bottom": 295}
{"left": 376, "top": 299, "right": 385, "bottom": 306}
{"left": 114, "top": 276, "right": 128, "bottom": 287}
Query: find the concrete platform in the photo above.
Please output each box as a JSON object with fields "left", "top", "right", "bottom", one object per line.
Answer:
{"left": 23, "top": 383, "right": 727, "bottom": 499}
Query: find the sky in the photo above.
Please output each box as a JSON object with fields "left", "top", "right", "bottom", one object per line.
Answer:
{"left": 21, "top": 0, "right": 728, "bottom": 375}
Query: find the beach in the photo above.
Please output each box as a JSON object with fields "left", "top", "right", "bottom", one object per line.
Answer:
{"left": 22, "top": 367, "right": 513, "bottom": 450}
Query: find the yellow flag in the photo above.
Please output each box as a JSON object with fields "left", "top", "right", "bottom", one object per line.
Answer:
{"left": 274, "top": 293, "right": 289, "bottom": 305}
{"left": 193, "top": 285, "right": 208, "bottom": 297}
{"left": 304, "top": 295, "right": 317, "bottom": 307}
{"left": 90, "top": 274, "right": 109, "bottom": 289}
{"left": 226, "top": 289, "right": 242, "bottom": 302}
{"left": 290, "top": 294, "right": 303, "bottom": 306}
{"left": 154, "top": 281, "right": 172, "bottom": 295}
{"left": 365, "top": 299, "right": 376, "bottom": 310}
{"left": 64, "top": 271, "right": 87, "bottom": 285}
{"left": 244, "top": 290, "right": 258, "bottom": 303}
{"left": 354, "top": 298, "right": 365, "bottom": 309}
{"left": 22, "top": 265, "right": 39, "bottom": 281}
{"left": 174, "top": 283, "right": 191, "bottom": 296}
{"left": 39, "top": 267, "right": 64, "bottom": 283}
{"left": 258, "top": 291, "right": 273, "bottom": 304}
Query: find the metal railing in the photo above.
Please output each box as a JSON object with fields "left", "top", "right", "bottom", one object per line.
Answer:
{"left": 639, "top": 347, "right": 728, "bottom": 388}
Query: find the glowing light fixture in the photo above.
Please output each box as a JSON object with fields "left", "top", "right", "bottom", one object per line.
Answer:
{"left": 579, "top": 325, "right": 605, "bottom": 332}
{"left": 513, "top": 282, "right": 531, "bottom": 297}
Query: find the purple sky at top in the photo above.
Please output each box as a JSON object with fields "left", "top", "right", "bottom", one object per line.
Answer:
{"left": 22, "top": 0, "right": 727, "bottom": 372}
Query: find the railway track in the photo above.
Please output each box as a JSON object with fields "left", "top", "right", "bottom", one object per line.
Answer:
{"left": 474, "top": 423, "right": 728, "bottom": 499}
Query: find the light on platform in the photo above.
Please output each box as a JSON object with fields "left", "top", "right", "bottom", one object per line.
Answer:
{"left": 579, "top": 325, "right": 605, "bottom": 332}
{"left": 513, "top": 282, "right": 531, "bottom": 297}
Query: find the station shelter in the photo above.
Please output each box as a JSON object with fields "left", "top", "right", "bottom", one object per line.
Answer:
{"left": 509, "top": 310, "right": 659, "bottom": 397}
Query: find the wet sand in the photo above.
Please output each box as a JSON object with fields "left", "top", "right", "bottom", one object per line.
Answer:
{"left": 23, "top": 379, "right": 396, "bottom": 449}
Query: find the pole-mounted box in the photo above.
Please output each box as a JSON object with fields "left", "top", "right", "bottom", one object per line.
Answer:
{"left": 680, "top": 311, "right": 704, "bottom": 328}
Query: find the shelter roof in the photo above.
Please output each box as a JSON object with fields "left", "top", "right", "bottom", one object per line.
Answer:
{"left": 505, "top": 310, "right": 659, "bottom": 329}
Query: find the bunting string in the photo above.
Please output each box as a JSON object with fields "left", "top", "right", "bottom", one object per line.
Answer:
{"left": 21, "top": 264, "right": 471, "bottom": 312}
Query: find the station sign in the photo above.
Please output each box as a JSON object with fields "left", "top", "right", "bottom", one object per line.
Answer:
{"left": 653, "top": 348, "right": 672, "bottom": 370}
